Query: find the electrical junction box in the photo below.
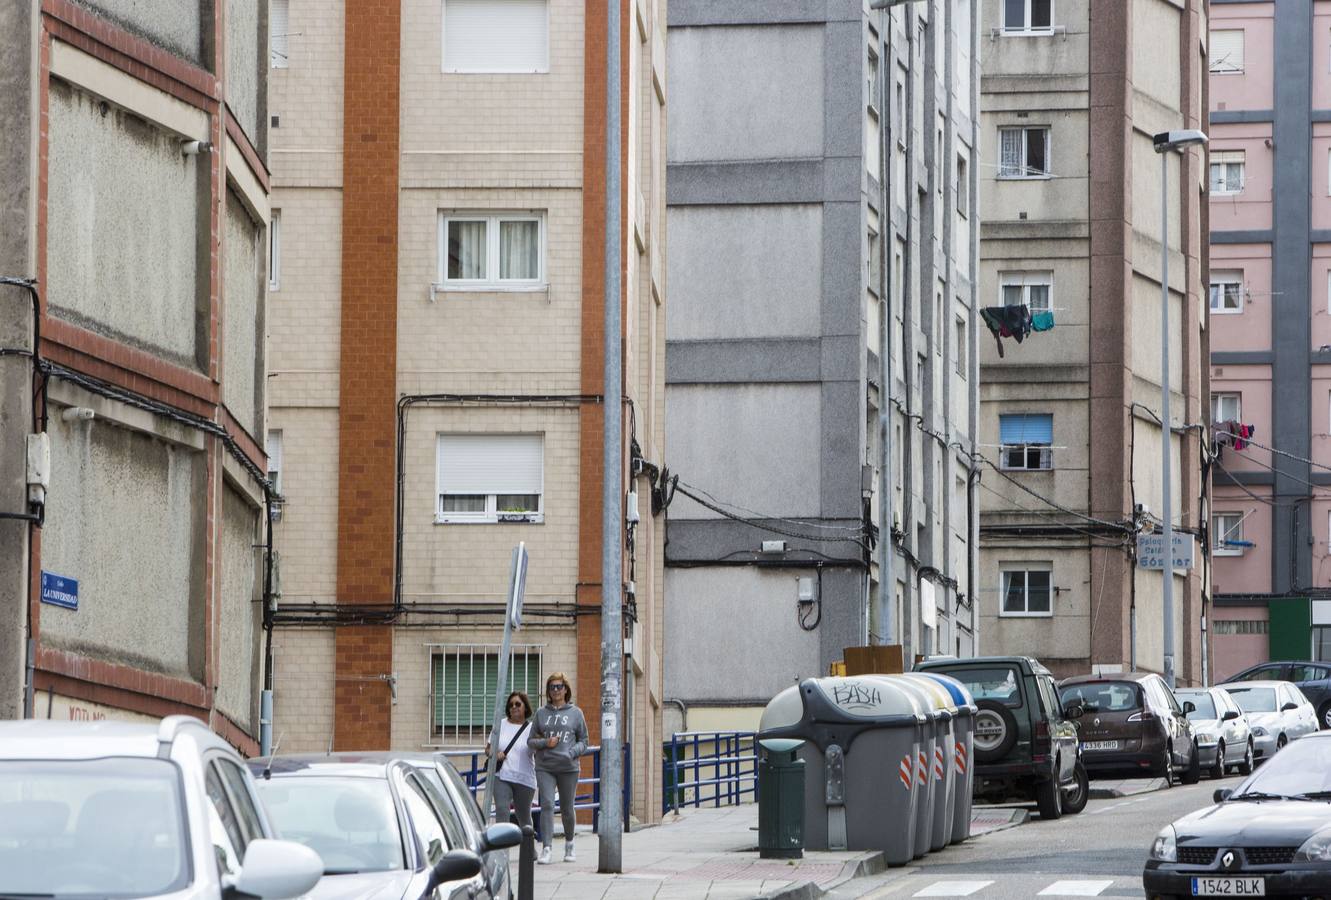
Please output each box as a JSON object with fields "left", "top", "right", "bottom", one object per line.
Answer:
{"left": 762, "top": 540, "right": 787, "bottom": 554}
{"left": 797, "top": 576, "right": 815, "bottom": 604}
{"left": 26, "top": 433, "right": 50, "bottom": 505}
{"left": 626, "top": 490, "right": 640, "bottom": 523}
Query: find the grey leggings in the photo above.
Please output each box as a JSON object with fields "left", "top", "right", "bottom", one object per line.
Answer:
{"left": 492, "top": 777, "right": 535, "bottom": 829}
{"left": 535, "top": 768, "right": 579, "bottom": 845}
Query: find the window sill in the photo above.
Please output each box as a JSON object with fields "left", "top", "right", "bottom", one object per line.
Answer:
{"left": 435, "top": 514, "right": 544, "bottom": 525}
{"left": 998, "top": 466, "right": 1055, "bottom": 473}
{"left": 1210, "top": 308, "right": 1243, "bottom": 315}
{"left": 998, "top": 611, "right": 1054, "bottom": 618}
{"left": 995, "top": 27, "right": 1058, "bottom": 37}
{"left": 1213, "top": 550, "right": 1244, "bottom": 557}
{"left": 430, "top": 284, "right": 549, "bottom": 303}
{"left": 997, "top": 174, "right": 1053, "bottom": 182}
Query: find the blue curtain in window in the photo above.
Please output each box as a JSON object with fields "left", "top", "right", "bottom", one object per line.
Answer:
{"left": 999, "top": 413, "right": 1053, "bottom": 445}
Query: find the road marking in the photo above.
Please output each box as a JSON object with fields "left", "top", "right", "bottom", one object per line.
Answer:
{"left": 1089, "top": 796, "right": 1152, "bottom": 815}
{"left": 913, "top": 881, "right": 994, "bottom": 897}
{"left": 1038, "top": 880, "right": 1115, "bottom": 896}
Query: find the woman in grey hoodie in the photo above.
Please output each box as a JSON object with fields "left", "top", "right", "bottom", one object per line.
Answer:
{"left": 528, "top": 670, "right": 588, "bottom": 864}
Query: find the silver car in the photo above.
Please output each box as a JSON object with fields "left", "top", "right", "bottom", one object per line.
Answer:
{"left": 1175, "top": 687, "right": 1254, "bottom": 779}
{"left": 1218, "top": 680, "right": 1319, "bottom": 761}
{"left": 0, "top": 717, "right": 323, "bottom": 900}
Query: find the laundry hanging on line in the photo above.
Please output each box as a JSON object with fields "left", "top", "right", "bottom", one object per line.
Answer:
{"left": 980, "top": 305, "right": 1057, "bottom": 356}
{"left": 1214, "top": 420, "right": 1256, "bottom": 452}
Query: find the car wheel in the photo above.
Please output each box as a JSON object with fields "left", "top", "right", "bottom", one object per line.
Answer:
{"left": 1157, "top": 743, "right": 1175, "bottom": 786}
{"left": 1277, "top": 733, "right": 1288, "bottom": 752}
{"left": 1209, "top": 740, "right": 1225, "bottom": 780}
{"left": 1062, "top": 760, "right": 1089, "bottom": 815}
{"left": 1181, "top": 742, "right": 1202, "bottom": 785}
{"left": 1238, "top": 740, "right": 1254, "bottom": 775}
{"left": 973, "top": 700, "right": 1019, "bottom": 763}
{"left": 1035, "top": 767, "right": 1064, "bottom": 820}
{"left": 1319, "top": 703, "right": 1331, "bottom": 731}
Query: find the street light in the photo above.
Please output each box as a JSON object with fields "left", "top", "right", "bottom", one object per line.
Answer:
{"left": 1152, "top": 128, "right": 1206, "bottom": 689}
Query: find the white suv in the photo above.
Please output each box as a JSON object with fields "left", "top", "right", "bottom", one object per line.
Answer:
{"left": 0, "top": 715, "right": 323, "bottom": 899}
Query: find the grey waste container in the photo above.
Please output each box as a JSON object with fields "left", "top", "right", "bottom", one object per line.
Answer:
{"left": 921, "top": 671, "right": 976, "bottom": 844}
{"left": 901, "top": 674, "right": 958, "bottom": 852}
{"left": 880, "top": 676, "right": 938, "bottom": 857}
{"left": 757, "top": 738, "right": 805, "bottom": 859}
{"left": 759, "top": 676, "right": 926, "bottom": 865}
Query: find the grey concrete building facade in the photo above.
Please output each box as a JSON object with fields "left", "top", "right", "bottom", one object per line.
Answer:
{"left": 664, "top": 0, "right": 981, "bottom": 731}
{"left": 978, "top": 0, "right": 1209, "bottom": 682}
{"left": 0, "top": 0, "right": 273, "bottom": 748}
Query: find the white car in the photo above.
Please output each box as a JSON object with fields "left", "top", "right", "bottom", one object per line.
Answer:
{"left": 1218, "top": 680, "right": 1319, "bottom": 761}
{"left": 1175, "top": 686, "right": 1254, "bottom": 778}
{"left": 0, "top": 716, "right": 324, "bottom": 899}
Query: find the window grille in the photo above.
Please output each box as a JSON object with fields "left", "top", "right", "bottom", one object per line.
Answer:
{"left": 429, "top": 644, "right": 544, "bottom": 744}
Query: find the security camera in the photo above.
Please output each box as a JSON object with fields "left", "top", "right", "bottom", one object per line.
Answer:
{"left": 181, "top": 140, "right": 213, "bottom": 156}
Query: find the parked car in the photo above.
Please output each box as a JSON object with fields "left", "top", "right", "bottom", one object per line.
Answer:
{"left": 249, "top": 755, "right": 517, "bottom": 900}
{"left": 1058, "top": 672, "right": 1200, "bottom": 786}
{"left": 0, "top": 717, "right": 324, "bottom": 900}
{"left": 1224, "top": 660, "right": 1331, "bottom": 729}
{"left": 1143, "top": 729, "right": 1331, "bottom": 898}
{"left": 1175, "top": 687, "right": 1254, "bottom": 779}
{"left": 1217, "top": 680, "right": 1319, "bottom": 760}
{"left": 916, "top": 655, "right": 1088, "bottom": 819}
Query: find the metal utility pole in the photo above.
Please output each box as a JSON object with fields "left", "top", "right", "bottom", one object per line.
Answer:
{"left": 1152, "top": 128, "right": 1206, "bottom": 689}
{"left": 598, "top": 0, "right": 625, "bottom": 873}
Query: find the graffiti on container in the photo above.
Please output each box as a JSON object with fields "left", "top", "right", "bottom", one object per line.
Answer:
{"left": 830, "top": 681, "right": 881, "bottom": 710}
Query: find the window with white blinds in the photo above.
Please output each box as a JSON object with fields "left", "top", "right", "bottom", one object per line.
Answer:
{"left": 437, "top": 433, "right": 544, "bottom": 522}
{"left": 1210, "top": 30, "right": 1244, "bottom": 74}
{"left": 271, "top": 0, "right": 289, "bottom": 68}
{"left": 442, "top": 0, "right": 549, "bottom": 74}
{"left": 1209, "top": 150, "right": 1245, "bottom": 194}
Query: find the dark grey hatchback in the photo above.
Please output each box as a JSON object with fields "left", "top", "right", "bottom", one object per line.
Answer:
{"left": 1225, "top": 660, "right": 1331, "bottom": 730}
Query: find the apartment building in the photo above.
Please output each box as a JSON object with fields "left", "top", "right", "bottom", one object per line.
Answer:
{"left": 265, "top": 0, "right": 667, "bottom": 822}
{"left": 978, "top": 0, "right": 1209, "bottom": 682}
{"left": 0, "top": 1, "right": 272, "bottom": 745}
{"left": 1207, "top": 1, "right": 1331, "bottom": 692}
{"left": 663, "top": 0, "right": 980, "bottom": 732}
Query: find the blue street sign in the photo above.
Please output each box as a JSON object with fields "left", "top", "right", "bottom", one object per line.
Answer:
{"left": 40, "top": 571, "right": 78, "bottom": 610}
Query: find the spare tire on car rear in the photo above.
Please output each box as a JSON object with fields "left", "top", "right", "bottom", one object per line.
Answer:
{"left": 973, "top": 699, "right": 1019, "bottom": 763}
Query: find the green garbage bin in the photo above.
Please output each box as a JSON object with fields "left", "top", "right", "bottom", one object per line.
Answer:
{"left": 758, "top": 738, "right": 805, "bottom": 859}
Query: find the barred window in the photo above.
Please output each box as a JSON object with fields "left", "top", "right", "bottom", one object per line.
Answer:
{"left": 430, "top": 644, "right": 544, "bottom": 744}
{"left": 1213, "top": 620, "right": 1268, "bottom": 636}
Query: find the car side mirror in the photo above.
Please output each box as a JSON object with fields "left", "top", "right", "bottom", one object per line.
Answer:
{"left": 1064, "top": 704, "right": 1084, "bottom": 720}
{"left": 480, "top": 822, "right": 522, "bottom": 852}
{"left": 1222, "top": 710, "right": 1239, "bottom": 721}
{"left": 1183, "top": 701, "right": 1196, "bottom": 714}
{"left": 425, "top": 850, "right": 483, "bottom": 893}
{"left": 231, "top": 839, "right": 323, "bottom": 899}
{"left": 1214, "top": 788, "right": 1232, "bottom": 804}
{"left": 1282, "top": 701, "right": 1299, "bottom": 712}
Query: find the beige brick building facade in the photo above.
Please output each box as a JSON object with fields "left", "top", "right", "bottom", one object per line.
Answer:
{"left": 267, "top": 0, "right": 667, "bottom": 825}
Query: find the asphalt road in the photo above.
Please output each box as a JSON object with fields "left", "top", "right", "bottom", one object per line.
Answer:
{"left": 833, "top": 773, "right": 1246, "bottom": 899}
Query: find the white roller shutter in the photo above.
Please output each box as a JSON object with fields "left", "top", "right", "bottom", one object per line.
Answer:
{"left": 443, "top": 0, "right": 549, "bottom": 73}
{"left": 271, "top": 0, "right": 289, "bottom": 68}
{"left": 1209, "top": 30, "right": 1244, "bottom": 73}
{"left": 438, "top": 434, "right": 543, "bottom": 495}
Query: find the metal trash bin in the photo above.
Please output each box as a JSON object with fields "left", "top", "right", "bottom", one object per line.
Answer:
{"left": 919, "top": 671, "right": 976, "bottom": 845}
{"left": 880, "top": 675, "right": 939, "bottom": 857}
{"left": 757, "top": 738, "right": 805, "bottom": 859}
{"left": 901, "top": 674, "right": 958, "bottom": 852}
{"left": 759, "top": 676, "right": 927, "bottom": 865}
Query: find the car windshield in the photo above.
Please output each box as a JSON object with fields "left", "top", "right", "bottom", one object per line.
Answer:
{"left": 1227, "top": 687, "right": 1277, "bottom": 713}
{"left": 1179, "top": 692, "right": 1216, "bottom": 720}
{"left": 1059, "top": 681, "right": 1141, "bottom": 713}
{"left": 1235, "top": 737, "right": 1331, "bottom": 798}
{"left": 255, "top": 776, "right": 405, "bottom": 874}
{"left": 946, "top": 666, "right": 1022, "bottom": 707}
{"left": 0, "top": 757, "right": 189, "bottom": 898}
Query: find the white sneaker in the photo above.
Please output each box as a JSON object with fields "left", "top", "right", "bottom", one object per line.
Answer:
{"left": 537, "top": 846, "right": 552, "bottom": 865}
{"left": 563, "top": 841, "right": 576, "bottom": 862}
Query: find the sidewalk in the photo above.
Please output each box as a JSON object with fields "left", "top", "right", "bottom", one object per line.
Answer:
{"left": 1087, "top": 777, "right": 1167, "bottom": 799}
{"left": 517, "top": 803, "right": 1021, "bottom": 899}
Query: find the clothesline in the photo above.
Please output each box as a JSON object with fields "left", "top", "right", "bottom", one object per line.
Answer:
{"left": 976, "top": 442, "right": 1069, "bottom": 450}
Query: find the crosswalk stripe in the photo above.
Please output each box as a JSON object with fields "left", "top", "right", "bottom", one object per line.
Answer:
{"left": 913, "top": 881, "right": 994, "bottom": 897}
{"left": 1037, "top": 880, "right": 1115, "bottom": 896}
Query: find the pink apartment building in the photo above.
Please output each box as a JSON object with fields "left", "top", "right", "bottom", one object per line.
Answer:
{"left": 1209, "top": 0, "right": 1331, "bottom": 680}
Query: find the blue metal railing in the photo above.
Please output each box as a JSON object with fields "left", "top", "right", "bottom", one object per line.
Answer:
{"left": 662, "top": 731, "right": 758, "bottom": 815}
{"left": 442, "top": 742, "right": 631, "bottom": 834}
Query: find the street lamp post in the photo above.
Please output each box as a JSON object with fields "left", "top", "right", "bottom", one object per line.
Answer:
{"left": 1152, "top": 128, "right": 1206, "bottom": 689}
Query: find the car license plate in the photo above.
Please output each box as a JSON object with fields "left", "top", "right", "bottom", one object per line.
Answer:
{"left": 1191, "top": 877, "right": 1264, "bottom": 896}
{"left": 1081, "top": 740, "right": 1119, "bottom": 751}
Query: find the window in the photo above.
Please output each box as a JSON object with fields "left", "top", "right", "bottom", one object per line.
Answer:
{"left": 214, "top": 760, "right": 264, "bottom": 848}
{"left": 1209, "top": 151, "right": 1245, "bottom": 195}
{"left": 270, "top": 0, "right": 289, "bottom": 68}
{"left": 867, "top": 45, "right": 881, "bottom": 114}
{"left": 868, "top": 214, "right": 882, "bottom": 296}
{"left": 1212, "top": 392, "right": 1242, "bottom": 424}
{"left": 1209, "top": 271, "right": 1243, "bottom": 313}
{"left": 442, "top": 0, "right": 549, "bottom": 73}
{"left": 1000, "top": 566, "right": 1052, "bottom": 616}
{"left": 1214, "top": 619, "right": 1268, "bottom": 636}
{"left": 999, "top": 126, "right": 1050, "bottom": 178}
{"left": 1210, "top": 29, "right": 1244, "bottom": 74}
{"left": 436, "top": 433, "right": 543, "bottom": 523}
{"left": 398, "top": 774, "right": 451, "bottom": 866}
{"left": 1290, "top": 664, "right": 1329, "bottom": 682}
{"left": 266, "top": 430, "right": 282, "bottom": 493}
{"left": 957, "top": 155, "right": 969, "bottom": 218}
{"left": 438, "top": 213, "right": 544, "bottom": 290}
{"left": 955, "top": 316, "right": 967, "bottom": 376}
{"left": 999, "top": 413, "right": 1053, "bottom": 470}
{"left": 1213, "top": 512, "right": 1245, "bottom": 555}
{"left": 267, "top": 211, "right": 280, "bottom": 292}
{"left": 1000, "top": 271, "right": 1052, "bottom": 311}
{"left": 430, "top": 644, "right": 543, "bottom": 741}
{"left": 204, "top": 764, "right": 245, "bottom": 878}
{"left": 1003, "top": 0, "right": 1053, "bottom": 32}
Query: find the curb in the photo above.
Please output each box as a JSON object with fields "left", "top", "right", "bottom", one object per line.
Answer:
{"left": 761, "top": 851, "right": 888, "bottom": 900}
{"left": 1088, "top": 777, "right": 1167, "bottom": 800}
{"left": 968, "top": 808, "right": 1030, "bottom": 836}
